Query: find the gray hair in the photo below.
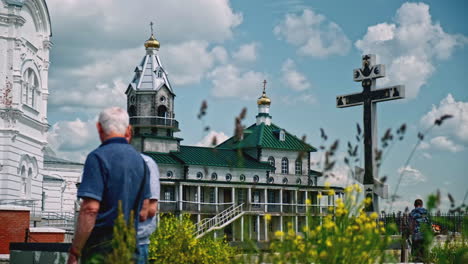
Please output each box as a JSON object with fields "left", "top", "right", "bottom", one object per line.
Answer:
{"left": 98, "top": 107, "right": 129, "bottom": 135}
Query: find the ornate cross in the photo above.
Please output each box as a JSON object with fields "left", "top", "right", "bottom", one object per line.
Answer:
{"left": 150, "top": 21, "right": 154, "bottom": 35}
{"left": 336, "top": 54, "right": 405, "bottom": 213}
{"left": 263, "top": 79, "right": 267, "bottom": 93}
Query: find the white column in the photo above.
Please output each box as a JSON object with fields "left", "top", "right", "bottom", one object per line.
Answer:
{"left": 179, "top": 184, "right": 183, "bottom": 211}
{"left": 232, "top": 187, "right": 236, "bottom": 205}
{"left": 247, "top": 188, "right": 252, "bottom": 211}
{"left": 280, "top": 215, "right": 283, "bottom": 241}
{"left": 295, "top": 215, "right": 298, "bottom": 233}
{"left": 197, "top": 185, "right": 201, "bottom": 212}
{"left": 241, "top": 215, "right": 244, "bottom": 242}
{"left": 264, "top": 189, "right": 268, "bottom": 213}
{"left": 249, "top": 216, "right": 252, "bottom": 240}
{"left": 215, "top": 186, "right": 219, "bottom": 212}
{"left": 305, "top": 191, "right": 309, "bottom": 229}
{"left": 257, "top": 215, "right": 260, "bottom": 241}
{"left": 279, "top": 189, "right": 283, "bottom": 213}
{"left": 294, "top": 190, "right": 298, "bottom": 213}
{"left": 264, "top": 216, "right": 268, "bottom": 241}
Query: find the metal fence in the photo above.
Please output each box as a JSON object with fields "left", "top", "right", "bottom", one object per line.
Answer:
{"left": 379, "top": 212, "right": 466, "bottom": 235}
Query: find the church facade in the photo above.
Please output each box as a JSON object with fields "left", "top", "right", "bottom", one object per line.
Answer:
{"left": 0, "top": 0, "right": 82, "bottom": 219}
{"left": 127, "top": 31, "right": 343, "bottom": 241}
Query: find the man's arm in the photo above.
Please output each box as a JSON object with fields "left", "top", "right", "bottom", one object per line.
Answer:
{"left": 148, "top": 199, "right": 158, "bottom": 217}
{"left": 68, "top": 198, "right": 100, "bottom": 262}
{"left": 140, "top": 199, "right": 149, "bottom": 222}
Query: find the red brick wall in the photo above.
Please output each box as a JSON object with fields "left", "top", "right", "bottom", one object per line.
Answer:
{"left": 28, "top": 232, "right": 65, "bottom": 243}
{"left": 0, "top": 210, "right": 30, "bottom": 254}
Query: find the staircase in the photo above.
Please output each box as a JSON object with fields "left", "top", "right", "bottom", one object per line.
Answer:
{"left": 194, "top": 203, "right": 245, "bottom": 239}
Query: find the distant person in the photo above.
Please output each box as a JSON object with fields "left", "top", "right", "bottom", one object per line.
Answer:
{"left": 409, "top": 199, "right": 429, "bottom": 262}
{"left": 67, "top": 107, "right": 153, "bottom": 264}
{"left": 137, "top": 154, "right": 160, "bottom": 264}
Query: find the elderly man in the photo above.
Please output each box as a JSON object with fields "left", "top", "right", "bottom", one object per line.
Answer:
{"left": 68, "top": 107, "right": 154, "bottom": 264}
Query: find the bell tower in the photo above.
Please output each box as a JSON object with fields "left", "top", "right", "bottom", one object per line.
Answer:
{"left": 126, "top": 23, "right": 181, "bottom": 153}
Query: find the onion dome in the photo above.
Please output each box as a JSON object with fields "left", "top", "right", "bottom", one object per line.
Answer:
{"left": 257, "top": 92, "right": 271, "bottom": 105}
{"left": 144, "top": 34, "right": 160, "bottom": 49}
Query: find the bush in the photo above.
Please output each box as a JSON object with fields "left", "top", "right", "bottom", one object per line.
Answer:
{"left": 268, "top": 184, "right": 397, "bottom": 264}
{"left": 429, "top": 239, "right": 468, "bottom": 264}
{"left": 148, "top": 214, "right": 236, "bottom": 264}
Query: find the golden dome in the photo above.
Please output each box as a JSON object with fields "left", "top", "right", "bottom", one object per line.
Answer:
{"left": 144, "top": 34, "right": 160, "bottom": 49}
{"left": 257, "top": 92, "right": 271, "bottom": 105}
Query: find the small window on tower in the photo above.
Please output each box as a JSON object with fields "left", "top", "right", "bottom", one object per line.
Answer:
{"left": 160, "top": 96, "right": 166, "bottom": 103}
{"left": 156, "top": 69, "right": 163, "bottom": 78}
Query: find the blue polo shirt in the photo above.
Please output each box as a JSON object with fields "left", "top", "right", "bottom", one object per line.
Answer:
{"left": 78, "top": 137, "right": 151, "bottom": 232}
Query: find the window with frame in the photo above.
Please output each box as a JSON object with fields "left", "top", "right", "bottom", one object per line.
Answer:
{"left": 281, "top": 157, "right": 289, "bottom": 174}
{"left": 295, "top": 158, "right": 302, "bottom": 175}
{"left": 209, "top": 188, "right": 215, "bottom": 203}
{"left": 22, "top": 68, "right": 39, "bottom": 108}
{"left": 279, "top": 130, "right": 286, "bottom": 141}
{"left": 268, "top": 156, "right": 275, "bottom": 172}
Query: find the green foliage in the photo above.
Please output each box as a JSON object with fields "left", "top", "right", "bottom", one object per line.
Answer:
{"left": 429, "top": 239, "right": 468, "bottom": 264}
{"left": 107, "top": 201, "right": 137, "bottom": 264}
{"left": 148, "top": 214, "right": 236, "bottom": 264}
{"left": 267, "top": 185, "right": 397, "bottom": 264}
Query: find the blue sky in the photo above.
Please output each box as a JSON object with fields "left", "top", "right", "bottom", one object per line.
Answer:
{"left": 46, "top": 0, "right": 467, "bottom": 211}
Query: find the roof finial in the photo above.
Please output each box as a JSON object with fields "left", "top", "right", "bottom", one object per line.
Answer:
{"left": 262, "top": 79, "right": 267, "bottom": 95}
{"left": 150, "top": 21, "right": 154, "bottom": 36}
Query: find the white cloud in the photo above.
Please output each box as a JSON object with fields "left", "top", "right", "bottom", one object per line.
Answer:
{"left": 422, "top": 153, "right": 432, "bottom": 159}
{"left": 430, "top": 136, "right": 464, "bottom": 153}
{"left": 47, "top": 0, "right": 243, "bottom": 114}
{"left": 420, "top": 94, "right": 468, "bottom": 143}
{"left": 397, "top": 166, "right": 427, "bottom": 186}
{"left": 208, "top": 64, "right": 266, "bottom": 99}
{"left": 274, "top": 9, "right": 350, "bottom": 57}
{"left": 279, "top": 93, "right": 316, "bottom": 105}
{"left": 196, "top": 131, "right": 229, "bottom": 147}
{"left": 49, "top": 78, "right": 127, "bottom": 113}
{"left": 233, "top": 43, "right": 258, "bottom": 62}
{"left": 418, "top": 141, "right": 430, "bottom": 150}
{"left": 47, "top": 0, "right": 242, "bottom": 44}
{"left": 161, "top": 41, "right": 227, "bottom": 85}
{"left": 47, "top": 118, "right": 100, "bottom": 162}
{"left": 281, "top": 59, "right": 311, "bottom": 91}
{"left": 355, "top": 2, "right": 467, "bottom": 99}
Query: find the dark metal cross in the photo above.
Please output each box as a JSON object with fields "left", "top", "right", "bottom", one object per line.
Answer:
{"left": 336, "top": 54, "right": 405, "bottom": 212}
{"left": 263, "top": 79, "right": 267, "bottom": 93}
{"left": 150, "top": 21, "right": 154, "bottom": 35}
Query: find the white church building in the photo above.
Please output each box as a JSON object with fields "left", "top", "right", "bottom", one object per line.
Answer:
{"left": 0, "top": 0, "right": 82, "bottom": 225}
{"left": 0, "top": 0, "right": 343, "bottom": 241}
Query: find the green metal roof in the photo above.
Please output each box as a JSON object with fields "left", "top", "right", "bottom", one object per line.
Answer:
{"left": 171, "top": 146, "right": 273, "bottom": 170}
{"left": 44, "top": 155, "right": 83, "bottom": 166}
{"left": 216, "top": 123, "right": 316, "bottom": 152}
{"left": 143, "top": 152, "right": 182, "bottom": 165}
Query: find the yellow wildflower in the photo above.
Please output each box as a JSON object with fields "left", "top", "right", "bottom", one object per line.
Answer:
{"left": 317, "top": 193, "right": 323, "bottom": 199}
{"left": 305, "top": 199, "right": 311, "bottom": 205}
{"left": 325, "top": 181, "right": 331, "bottom": 188}
{"left": 275, "top": 230, "right": 284, "bottom": 237}
{"left": 265, "top": 214, "right": 271, "bottom": 221}
{"left": 354, "top": 184, "right": 362, "bottom": 193}
{"left": 370, "top": 212, "right": 378, "bottom": 220}
{"left": 326, "top": 239, "right": 332, "bottom": 247}
{"left": 319, "top": 251, "right": 327, "bottom": 258}
{"left": 328, "top": 189, "right": 335, "bottom": 196}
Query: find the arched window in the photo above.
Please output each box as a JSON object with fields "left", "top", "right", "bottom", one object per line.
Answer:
{"left": 281, "top": 157, "right": 289, "bottom": 174}
{"left": 225, "top": 173, "right": 232, "bottom": 181}
{"left": 196, "top": 172, "right": 203, "bottom": 179}
{"left": 211, "top": 172, "right": 218, "bottom": 180}
{"left": 279, "top": 130, "right": 286, "bottom": 141}
{"left": 295, "top": 159, "right": 302, "bottom": 175}
{"left": 26, "top": 168, "right": 33, "bottom": 197}
{"left": 20, "top": 166, "right": 26, "bottom": 195}
{"left": 268, "top": 156, "right": 275, "bottom": 172}
{"left": 166, "top": 171, "right": 173, "bottom": 178}
{"left": 157, "top": 105, "right": 168, "bottom": 118}
{"left": 22, "top": 68, "right": 39, "bottom": 108}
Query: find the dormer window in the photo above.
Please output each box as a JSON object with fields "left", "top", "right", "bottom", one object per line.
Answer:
{"left": 279, "top": 130, "right": 286, "bottom": 141}
{"left": 156, "top": 68, "right": 163, "bottom": 78}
